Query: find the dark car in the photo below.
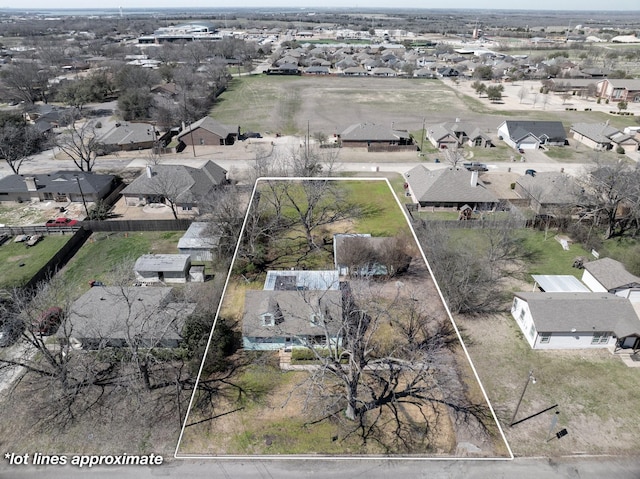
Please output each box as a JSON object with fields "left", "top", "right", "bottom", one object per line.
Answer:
{"left": 525, "top": 169, "right": 537, "bottom": 177}
{"left": 32, "top": 307, "right": 63, "bottom": 335}
{"left": 463, "top": 162, "right": 489, "bottom": 172}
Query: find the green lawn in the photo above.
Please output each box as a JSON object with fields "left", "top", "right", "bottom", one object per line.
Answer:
{"left": 344, "top": 180, "right": 411, "bottom": 237}
{"left": 0, "top": 235, "right": 71, "bottom": 288}
{"left": 60, "top": 231, "right": 183, "bottom": 296}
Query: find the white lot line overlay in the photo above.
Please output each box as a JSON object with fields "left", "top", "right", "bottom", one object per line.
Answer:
{"left": 175, "top": 176, "right": 514, "bottom": 461}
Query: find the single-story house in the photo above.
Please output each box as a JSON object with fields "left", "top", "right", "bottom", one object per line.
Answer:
{"left": 581, "top": 258, "right": 640, "bottom": 301}
{"left": 0, "top": 171, "right": 115, "bottom": 204}
{"left": 338, "top": 122, "right": 413, "bottom": 147}
{"left": 497, "top": 120, "right": 568, "bottom": 150}
{"left": 177, "top": 222, "right": 219, "bottom": 262}
{"left": 596, "top": 78, "right": 640, "bottom": 103}
{"left": 514, "top": 171, "right": 581, "bottom": 214}
{"left": 61, "top": 286, "right": 195, "bottom": 349}
{"left": 134, "top": 254, "right": 192, "bottom": 284}
{"left": 120, "top": 160, "right": 227, "bottom": 213}
{"left": 570, "top": 122, "right": 639, "bottom": 153}
{"left": 426, "top": 121, "right": 493, "bottom": 149}
{"left": 176, "top": 116, "right": 239, "bottom": 147}
{"left": 98, "top": 122, "right": 171, "bottom": 152}
{"left": 242, "top": 290, "right": 343, "bottom": 350}
{"left": 511, "top": 292, "right": 640, "bottom": 350}
{"left": 404, "top": 164, "right": 499, "bottom": 211}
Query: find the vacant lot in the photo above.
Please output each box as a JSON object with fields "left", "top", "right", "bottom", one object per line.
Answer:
{"left": 212, "top": 75, "right": 497, "bottom": 136}
{"left": 212, "top": 76, "right": 640, "bottom": 146}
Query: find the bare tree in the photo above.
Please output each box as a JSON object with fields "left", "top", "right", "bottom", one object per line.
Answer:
{"left": 517, "top": 86, "right": 528, "bottom": 104}
{"left": 277, "top": 179, "right": 361, "bottom": 251}
{"left": 414, "top": 216, "right": 530, "bottom": 315}
{"left": 0, "top": 62, "right": 53, "bottom": 104}
{"left": 577, "top": 161, "right": 640, "bottom": 239}
{"left": 444, "top": 148, "right": 465, "bottom": 168}
{"left": 299, "top": 280, "right": 491, "bottom": 451}
{"left": 0, "top": 113, "right": 47, "bottom": 174}
{"left": 54, "top": 111, "right": 106, "bottom": 172}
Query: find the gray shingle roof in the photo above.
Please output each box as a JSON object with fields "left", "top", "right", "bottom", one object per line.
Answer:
{"left": 0, "top": 171, "right": 113, "bottom": 195}
{"left": 516, "top": 172, "right": 581, "bottom": 205}
{"left": 515, "top": 291, "right": 640, "bottom": 337}
{"left": 570, "top": 122, "right": 621, "bottom": 144}
{"left": 64, "top": 286, "right": 195, "bottom": 342}
{"left": 242, "top": 290, "right": 342, "bottom": 338}
{"left": 340, "top": 122, "right": 410, "bottom": 141}
{"left": 176, "top": 117, "right": 238, "bottom": 141}
{"left": 121, "top": 160, "right": 226, "bottom": 203}
{"left": 98, "top": 122, "right": 158, "bottom": 146}
{"left": 583, "top": 258, "right": 640, "bottom": 291}
{"left": 404, "top": 165, "right": 498, "bottom": 204}
{"left": 502, "top": 121, "right": 567, "bottom": 143}
{"left": 134, "top": 254, "right": 190, "bottom": 273}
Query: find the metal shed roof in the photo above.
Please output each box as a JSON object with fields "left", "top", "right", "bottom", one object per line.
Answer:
{"left": 531, "top": 275, "right": 591, "bottom": 293}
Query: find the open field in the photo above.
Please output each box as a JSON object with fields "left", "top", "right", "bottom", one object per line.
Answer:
{"left": 209, "top": 75, "right": 639, "bottom": 169}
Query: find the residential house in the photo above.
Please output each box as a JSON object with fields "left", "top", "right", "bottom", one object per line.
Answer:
{"left": 120, "top": 160, "right": 227, "bottom": 213}
{"left": 570, "top": 122, "right": 639, "bottom": 154}
{"left": 497, "top": 120, "right": 568, "bottom": 150}
{"left": 177, "top": 222, "right": 219, "bottom": 262}
{"left": 98, "top": 121, "right": 167, "bottom": 152}
{"left": 0, "top": 171, "right": 115, "bottom": 204}
{"left": 134, "top": 254, "right": 192, "bottom": 284}
{"left": 581, "top": 258, "right": 640, "bottom": 302}
{"left": 176, "top": 116, "right": 239, "bottom": 147}
{"left": 404, "top": 164, "right": 499, "bottom": 211}
{"left": 596, "top": 78, "right": 640, "bottom": 103}
{"left": 338, "top": 122, "right": 413, "bottom": 147}
{"left": 61, "top": 286, "right": 195, "bottom": 349}
{"left": 514, "top": 171, "right": 581, "bottom": 214}
{"left": 426, "top": 121, "right": 493, "bottom": 149}
{"left": 242, "top": 269, "right": 343, "bottom": 350}
{"left": 511, "top": 292, "right": 640, "bottom": 350}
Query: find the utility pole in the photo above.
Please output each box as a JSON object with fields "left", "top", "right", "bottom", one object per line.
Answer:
{"left": 510, "top": 369, "right": 535, "bottom": 426}
{"left": 420, "top": 117, "right": 425, "bottom": 156}
{"left": 74, "top": 174, "right": 89, "bottom": 217}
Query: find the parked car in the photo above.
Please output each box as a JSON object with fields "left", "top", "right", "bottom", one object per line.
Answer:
{"left": 25, "top": 235, "right": 42, "bottom": 247}
{"left": 45, "top": 218, "right": 78, "bottom": 227}
{"left": 525, "top": 169, "right": 537, "bottom": 177}
{"left": 518, "top": 148, "right": 525, "bottom": 154}
{"left": 463, "top": 162, "right": 489, "bottom": 172}
{"left": 32, "top": 307, "right": 63, "bottom": 335}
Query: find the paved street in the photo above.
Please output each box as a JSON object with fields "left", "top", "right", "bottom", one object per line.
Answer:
{"left": 3, "top": 456, "right": 640, "bottom": 479}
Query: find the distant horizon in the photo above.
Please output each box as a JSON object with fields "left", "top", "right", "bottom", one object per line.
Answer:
{"left": 0, "top": 3, "right": 638, "bottom": 13}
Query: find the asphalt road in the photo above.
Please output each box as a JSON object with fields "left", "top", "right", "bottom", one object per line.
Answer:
{"left": 3, "top": 456, "right": 640, "bottom": 478}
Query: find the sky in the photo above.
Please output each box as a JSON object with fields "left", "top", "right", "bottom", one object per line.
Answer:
{"left": 2, "top": 0, "right": 639, "bottom": 11}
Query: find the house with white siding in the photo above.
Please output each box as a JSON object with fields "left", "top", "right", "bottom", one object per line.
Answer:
{"left": 581, "top": 258, "right": 640, "bottom": 302}
{"left": 242, "top": 270, "right": 343, "bottom": 350}
{"left": 511, "top": 292, "right": 640, "bottom": 350}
